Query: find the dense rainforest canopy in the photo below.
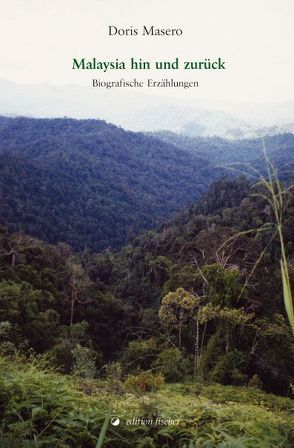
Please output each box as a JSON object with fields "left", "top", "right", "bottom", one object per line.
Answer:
{"left": 0, "top": 116, "right": 293, "bottom": 252}
{"left": 0, "top": 177, "right": 293, "bottom": 396}
{"left": 0, "top": 118, "right": 293, "bottom": 445}
{"left": 149, "top": 130, "right": 294, "bottom": 169}
{"left": 0, "top": 116, "right": 217, "bottom": 251}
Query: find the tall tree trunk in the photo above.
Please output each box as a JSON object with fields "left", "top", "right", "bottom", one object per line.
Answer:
{"left": 70, "top": 292, "right": 75, "bottom": 326}
{"left": 194, "top": 319, "right": 200, "bottom": 380}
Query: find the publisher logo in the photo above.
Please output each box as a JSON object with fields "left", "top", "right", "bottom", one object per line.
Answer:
{"left": 111, "top": 417, "right": 120, "bottom": 426}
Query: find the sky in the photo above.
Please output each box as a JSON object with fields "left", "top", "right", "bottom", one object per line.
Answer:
{"left": 1, "top": 0, "right": 294, "bottom": 103}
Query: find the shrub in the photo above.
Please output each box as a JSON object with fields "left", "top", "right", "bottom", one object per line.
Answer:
{"left": 0, "top": 341, "right": 17, "bottom": 356}
{"left": 230, "top": 368, "right": 248, "bottom": 386}
{"left": 0, "top": 321, "right": 12, "bottom": 338}
{"left": 137, "top": 395, "right": 159, "bottom": 419}
{"left": 210, "top": 350, "right": 247, "bottom": 385}
{"left": 200, "top": 329, "right": 224, "bottom": 376}
{"left": 71, "top": 344, "right": 97, "bottom": 379}
{"left": 248, "top": 374, "right": 264, "bottom": 389}
{"left": 152, "top": 347, "right": 188, "bottom": 382}
{"left": 50, "top": 339, "right": 74, "bottom": 373}
{"left": 124, "top": 371, "right": 164, "bottom": 394}
{"left": 0, "top": 356, "right": 292, "bottom": 447}
{"left": 104, "top": 362, "right": 123, "bottom": 394}
{"left": 121, "top": 338, "right": 160, "bottom": 373}
{"left": 0, "top": 355, "right": 107, "bottom": 446}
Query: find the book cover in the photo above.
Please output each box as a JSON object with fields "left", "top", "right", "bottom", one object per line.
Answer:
{"left": 0, "top": 1, "right": 293, "bottom": 446}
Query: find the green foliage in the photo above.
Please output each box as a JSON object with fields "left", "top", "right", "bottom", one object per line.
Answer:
{"left": 149, "top": 256, "right": 172, "bottom": 285}
{"left": 0, "top": 341, "right": 17, "bottom": 356}
{"left": 159, "top": 288, "right": 200, "bottom": 348}
{"left": 50, "top": 339, "right": 75, "bottom": 373}
{"left": 0, "top": 356, "right": 107, "bottom": 447}
{"left": 151, "top": 131, "right": 294, "bottom": 177}
{"left": 248, "top": 374, "right": 264, "bottom": 389}
{"left": 210, "top": 350, "right": 248, "bottom": 385}
{"left": 0, "top": 176, "right": 293, "bottom": 399}
{"left": 72, "top": 344, "right": 97, "bottom": 379}
{"left": 152, "top": 347, "right": 188, "bottom": 382}
{"left": 105, "top": 177, "right": 294, "bottom": 394}
{"left": 252, "top": 315, "right": 294, "bottom": 394}
{"left": 137, "top": 395, "right": 159, "bottom": 419}
{"left": 0, "top": 321, "right": 12, "bottom": 338}
{"left": 0, "top": 356, "right": 293, "bottom": 447}
{"left": 163, "top": 264, "right": 196, "bottom": 295}
{"left": 198, "top": 304, "right": 252, "bottom": 326}
{"left": 200, "top": 329, "right": 225, "bottom": 377}
{"left": 121, "top": 338, "right": 160, "bottom": 373}
{"left": 104, "top": 362, "right": 123, "bottom": 394}
{"left": 0, "top": 116, "right": 215, "bottom": 251}
{"left": 0, "top": 229, "right": 134, "bottom": 369}
{"left": 0, "top": 118, "right": 293, "bottom": 446}
{"left": 202, "top": 265, "right": 242, "bottom": 307}
{"left": 124, "top": 371, "right": 165, "bottom": 394}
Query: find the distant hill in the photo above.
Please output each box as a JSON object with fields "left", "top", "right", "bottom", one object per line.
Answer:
{"left": 126, "top": 104, "right": 256, "bottom": 139}
{"left": 0, "top": 116, "right": 217, "bottom": 251}
{"left": 127, "top": 104, "right": 294, "bottom": 139}
{"left": 1, "top": 79, "right": 294, "bottom": 140}
{"left": 0, "top": 117, "right": 292, "bottom": 251}
{"left": 148, "top": 130, "right": 294, "bottom": 177}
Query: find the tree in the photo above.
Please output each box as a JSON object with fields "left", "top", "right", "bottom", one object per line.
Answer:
{"left": 66, "top": 258, "right": 90, "bottom": 326}
{"left": 198, "top": 303, "right": 253, "bottom": 352}
{"left": 159, "top": 288, "right": 200, "bottom": 348}
{"left": 202, "top": 264, "right": 243, "bottom": 307}
{"left": 71, "top": 344, "right": 97, "bottom": 379}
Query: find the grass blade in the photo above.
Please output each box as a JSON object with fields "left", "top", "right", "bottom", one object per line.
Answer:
{"left": 96, "top": 409, "right": 111, "bottom": 448}
{"left": 281, "top": 260, "right": 294, "bottom": 334}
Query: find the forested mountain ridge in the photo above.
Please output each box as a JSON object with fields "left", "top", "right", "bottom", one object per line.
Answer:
{"left": 99, "top": 177, "right": 293, "bottom": 311}
{"left": 149, "top": 130, "right": 294, "bottom": 172}
{"left": 0, "top": 116, "right": 293, "bottom": 253}
{"left": 0, "top": 116, "right": 216, "bottom": 251}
